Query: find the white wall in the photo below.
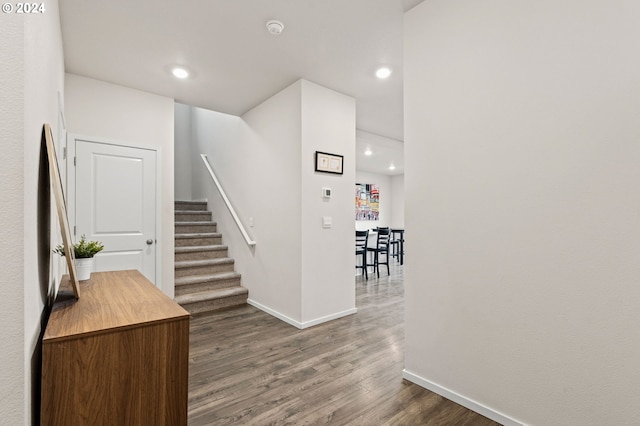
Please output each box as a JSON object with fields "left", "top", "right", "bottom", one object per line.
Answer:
{"left": 355, "top": 171, "right": 391, "bottom": 231}
{"left": 187, "top": 79, "right": 356, "bottom": 327}
{"left": 404, "top": 1, "right": 640, "bottom": 425}
{"left": 300, "top": 79, "right": 356, "bottom": 324}
{"left": 174, "top": 102, "right": 193, "bottom": 201}
{"left": 0, "top": 1, "right": 65, "bottom": 423}
{"left": 354, "top": 171, "right": 404, "bottom": 230}
{"left": 1, "top": 11, "right": 27, "bottom": 425}
{"left": 65, "top": 74, "right": 176, "bottom": 298}
{"left": 191, "top": 82, "right": 304, "bottom": 323}
{"left": 389, "top": 175, "right": 404, "bottom": 229}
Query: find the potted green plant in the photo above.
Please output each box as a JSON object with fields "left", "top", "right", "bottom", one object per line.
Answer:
{"left": 54, "top": 235, "right": 104, "bottom": 281}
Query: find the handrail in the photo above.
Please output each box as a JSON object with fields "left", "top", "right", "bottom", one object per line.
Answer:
{"left": 200, "top": 154, "right": 256, "bottom": 247}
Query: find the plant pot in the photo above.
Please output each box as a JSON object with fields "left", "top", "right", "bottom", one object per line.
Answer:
{"left": 75, "top": 258, "right": 94, "bottom": 281}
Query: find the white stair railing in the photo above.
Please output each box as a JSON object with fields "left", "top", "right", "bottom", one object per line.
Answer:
{"left": 200, "top": 154, "right": 256, "bottom": 247}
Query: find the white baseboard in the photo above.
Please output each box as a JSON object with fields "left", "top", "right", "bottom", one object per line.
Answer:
{"left": 247, "top": 299, "right": 357, "bottom": 329}
{"left": 300, "top": 308, "right": 357, "bottom": 329}
{"left": 402, "top": 369, "right": 525, "bottom": 426}
{"left": 247, "top": 299, "right": 302, "bottom": 328}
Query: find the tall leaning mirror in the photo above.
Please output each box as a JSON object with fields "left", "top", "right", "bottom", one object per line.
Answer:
{"left": 44, "top": 123, "right": 80, "bottom": 299}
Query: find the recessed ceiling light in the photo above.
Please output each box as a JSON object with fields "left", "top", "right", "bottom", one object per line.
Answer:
{"left": 376, "top": 67, "right": 392, "bottom": 79}
{"left": 389, "top": 164, "right": 396, "bottom": 170}
{"left": 364, "top": 149, "right": 372, "bottom": 156}
{"left": 172, "top": 67, "right": 189, "bottom": 79}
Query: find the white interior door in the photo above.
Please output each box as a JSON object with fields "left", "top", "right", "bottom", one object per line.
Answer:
{"left": 74, "top": 140, "right": 157, "bottom": 283}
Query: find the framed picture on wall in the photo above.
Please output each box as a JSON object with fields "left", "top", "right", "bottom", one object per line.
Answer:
{"left": 315, "top": 151, "right": 343, "bottom": 175}
{"left": 355, "top": 183, "right": 379, "bottom": 221}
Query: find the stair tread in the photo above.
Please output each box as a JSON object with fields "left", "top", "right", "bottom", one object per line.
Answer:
{"left": 175, "top": 244, "right": 228, "bottom": 253}
{"left": 175, "top": 221, "right": 217, "bottom": 226}
{"left": 175, "top": 286, "right": 248, "bottom": 304}
{"left": 175, "top": 257, "right": 234, "bottom": 268}
{"left": 175, "top": 232, "right": 222, "bottom": 238}
{"left": 175, "top": 271, "right": 241, "bottom": 286}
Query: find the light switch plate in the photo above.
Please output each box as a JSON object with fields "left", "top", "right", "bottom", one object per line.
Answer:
{"left": 322, "top": 216, "right": 332, "bottom": 228}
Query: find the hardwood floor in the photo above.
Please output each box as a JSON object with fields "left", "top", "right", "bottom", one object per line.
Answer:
{"left": 188, "top": 264, "right": 501, "bottom": 425}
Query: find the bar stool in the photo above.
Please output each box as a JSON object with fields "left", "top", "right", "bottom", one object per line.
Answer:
{"left": 355, "top": 230, "right": 369, "bottom": 279}
{"left": 367, "top": 227, "right": 390, "bottom": 278}
{"left": 390, "top": 228, "right": 405, "bottom": 265}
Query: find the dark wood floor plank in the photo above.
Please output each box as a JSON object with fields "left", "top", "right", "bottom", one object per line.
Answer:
{"left": 188, "top": 264, "right": 501, "bottom": 425}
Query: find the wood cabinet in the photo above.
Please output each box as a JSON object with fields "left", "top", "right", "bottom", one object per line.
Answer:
{"left": 41, "top": 270, "right": 190, "bottom": 426}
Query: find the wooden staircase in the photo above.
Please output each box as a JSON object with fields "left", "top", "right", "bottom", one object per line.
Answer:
{"left": 174, "top": 201, "right": 248, "bottom": 314}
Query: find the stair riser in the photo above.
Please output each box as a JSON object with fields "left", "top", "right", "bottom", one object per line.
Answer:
{"left": 175, "top": 236, "right": 222, "bottom": 247}
{"left": 175, "top": 224, "right": 217, "bottom": 234}
{"left": 175, "top": 202, "right": 207, "bottom": 211}
{"left": 181, "top": 294, "right": 248, "bottom": 315}
{"left": 175, "top": 249, "right": 228, "bottom": 262}
{"left": 175, "top": 212, "right": 212, "bottom": 222}
{"left": 175, "top": 263, "right": 235, "bottom": 278}
{"left": 175, "top": 277, "right": 242, "bottom": 296}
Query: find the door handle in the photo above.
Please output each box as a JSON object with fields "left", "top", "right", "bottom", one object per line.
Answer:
{"left": 146, "top": 239, "right": 153, "bottom": 245}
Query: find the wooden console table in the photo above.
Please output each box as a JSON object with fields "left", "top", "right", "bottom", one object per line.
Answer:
{"left": 41, "top": 270, "right": 190, "bottom": 425}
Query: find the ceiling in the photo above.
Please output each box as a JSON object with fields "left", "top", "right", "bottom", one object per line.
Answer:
{"left": 356, "top": 130, "right": 404, "bottom": 176}
{"left": 59, "top": 0, "right": 421, "bottom": 172}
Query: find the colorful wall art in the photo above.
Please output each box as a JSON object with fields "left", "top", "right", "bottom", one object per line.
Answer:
{"left": 355, "top": 183, "right": 379, "bottom": 221}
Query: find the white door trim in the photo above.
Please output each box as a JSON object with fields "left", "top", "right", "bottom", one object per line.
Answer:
{"left": 66, "top": 133, "right": 162, "bottom": 288}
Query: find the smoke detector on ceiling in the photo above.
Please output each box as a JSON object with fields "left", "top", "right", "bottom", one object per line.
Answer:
{"left": 266, "top": 20, "right": 284, "bottom": 35}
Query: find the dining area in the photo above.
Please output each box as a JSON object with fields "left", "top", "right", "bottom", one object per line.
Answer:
{"left": 355, "top": 227, "right": 404, "bottom": 279}
{"left": 355, "top": 176, "right": 405, "bottom": 280}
